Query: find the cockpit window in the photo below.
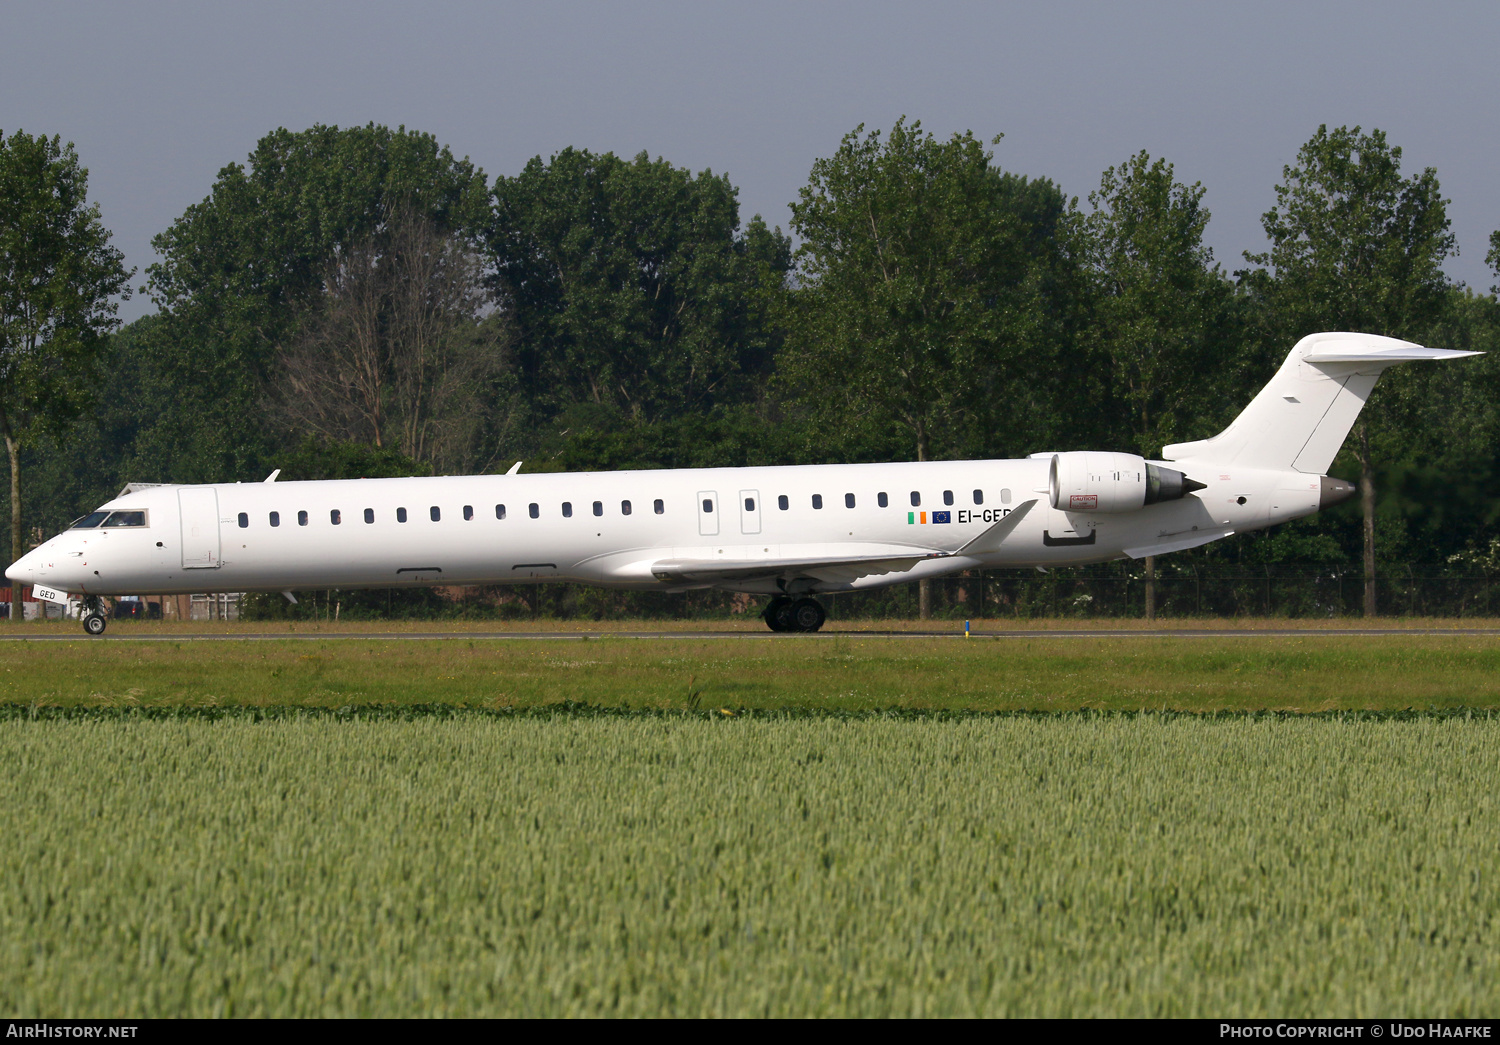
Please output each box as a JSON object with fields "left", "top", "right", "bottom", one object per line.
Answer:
{"left": 71, "top": 511, "right": 110, "bottom": 529}
{"left": 99, "top": 510, "right": 148, "bottom": 528}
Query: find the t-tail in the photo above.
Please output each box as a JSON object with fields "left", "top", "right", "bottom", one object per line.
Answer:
{"left": 1160, "top": 332, "right": 1479, "bottom": 505}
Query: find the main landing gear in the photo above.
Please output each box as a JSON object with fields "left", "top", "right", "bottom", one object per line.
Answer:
{"left": 81, "top": 594, "right": 107, "bottom": 636}
{"left": 763, "top": 596, "right": 826, "bottom": 633}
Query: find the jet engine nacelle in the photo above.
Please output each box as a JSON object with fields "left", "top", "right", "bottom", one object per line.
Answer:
{"left": 1048, "top": 452, "right": 1204, "bottom": 513}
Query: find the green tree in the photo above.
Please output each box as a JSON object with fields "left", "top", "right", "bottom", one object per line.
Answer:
{"left": 1082, "top": 152, "right": 1236, "bottom": 457}
{"left": 142, "top": 124, "right": 491, "bottom": 483}
{"left": 781, "top": 119, "right": 1083, "bottom": 617}
{"left": 490, "top": 148, "right": 791, "bottom": 427}
{"left": 272, "top": 202, "right": 519, "bottom": 474}
{"left": 1241, "top": 125, "right": 1455, "bottom": 615}
{"left": 20, "top": 317, "right": 159, "bottom": 539}
{"left": 783, "top": 119, "right": 1078, "bottom": 466}
{"left": 1488, "top": 230, "right": 1500, "bottom": 293}
{"left": 1376, "top": 286, "right": 1500, "bottom": 567}
{"left": 1081, "top": 151, "right": 1237, "bottom": 618}
{"left": 792, "top": 118, "right": 1014, "bottom": 461}
{"left": 0, "top": 130, "right": 131, "bottom": 618}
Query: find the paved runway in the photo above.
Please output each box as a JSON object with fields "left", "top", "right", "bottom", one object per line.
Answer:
{"left": 4, "top": 627, "right": 1500, "bottom": 642}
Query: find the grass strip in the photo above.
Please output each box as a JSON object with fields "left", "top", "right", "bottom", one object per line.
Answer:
{"left": 5, "top": 634, "right": 1500, "bottom": 712}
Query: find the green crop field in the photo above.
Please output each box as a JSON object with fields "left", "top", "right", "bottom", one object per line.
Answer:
{"left": 3, "top": 631, "right": 1500, "bottom": 712}
{"left": 5, "top": 631, "right": 1498, "bottom": 1015}
{"left": 3, "top": 711, "right": 1498, "bottom": 1017}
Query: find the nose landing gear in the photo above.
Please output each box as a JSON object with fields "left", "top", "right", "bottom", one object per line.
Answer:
{"left": 763, "top": 596, "right": 826, "bottom": 633}
{"left": 80, "top": 594, "right": 107, "bottom": 636}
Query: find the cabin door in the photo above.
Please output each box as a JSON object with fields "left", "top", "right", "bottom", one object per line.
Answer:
{"left": 697, "top": 491, "right": 720, "bottom": 537}
{"left": 739, "top": 489, "right": 761, "bottom": 535}
{"left": 178, "top": 487, "right": 222, "bottom": 568}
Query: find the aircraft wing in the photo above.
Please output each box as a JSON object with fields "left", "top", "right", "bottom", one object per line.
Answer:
{"left": 1123, "top": 526, "right": 1235, "bottom": 559}
{"left": 650, "top": 502, "right": 1039, "bottom": 586}
{"left": 650, "top": 551, "right": 942, "bottom": 586}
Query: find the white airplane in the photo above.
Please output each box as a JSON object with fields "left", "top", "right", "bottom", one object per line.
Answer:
{"left": 6, "top": 332, "right": 1478, "bottom": 635}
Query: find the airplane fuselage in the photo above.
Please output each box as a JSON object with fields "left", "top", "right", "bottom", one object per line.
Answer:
{"left": 11, "top": 457, "right": 1320, "bottom": 599}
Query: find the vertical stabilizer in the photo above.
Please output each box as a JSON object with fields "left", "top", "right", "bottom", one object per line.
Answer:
{"left": 1160, "top": 332, "right": 1479, "bottom": 473}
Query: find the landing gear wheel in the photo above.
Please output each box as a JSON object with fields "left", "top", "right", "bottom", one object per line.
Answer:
{"left": 83, "top": 613, "right": 107, "bottom": 636}
{"left": 791, "top": 597, "right": 826, "bottom": 633}
{"left": 764, "top": 596, "right": 795, "bottom": 632}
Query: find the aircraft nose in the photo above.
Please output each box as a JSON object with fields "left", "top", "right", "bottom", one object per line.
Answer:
{"left": 5, "top": 554, "right": 39, "bottom": 587}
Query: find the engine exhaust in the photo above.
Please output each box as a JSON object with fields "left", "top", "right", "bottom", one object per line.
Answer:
{"left": 1145, "top": 464, "right": 1206, "bottom": 505}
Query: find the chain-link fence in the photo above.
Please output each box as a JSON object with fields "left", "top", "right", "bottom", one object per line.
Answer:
{"left": 237, "top": 563, "right": 1500, "bottom": 622}
{"left": 819, "top": 564, "right": 1500, "bottom": 620}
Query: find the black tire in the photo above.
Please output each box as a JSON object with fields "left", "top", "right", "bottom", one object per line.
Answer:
{"left": 83, "top": 613, "right": 107, "bottom": 636}
{"left": 765, "top": 597, "right": 795, "bottom": 632}
{"left": 791, "top": 597, "right": 826, "bottom": 633}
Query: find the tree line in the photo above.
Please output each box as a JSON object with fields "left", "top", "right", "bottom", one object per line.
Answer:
{"left": 3, "top": 119, "right": 1499, "bottom": 619}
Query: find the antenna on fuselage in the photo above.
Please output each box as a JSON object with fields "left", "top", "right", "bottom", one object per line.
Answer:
{"left": 264, "top": 469, "right": 280, "bottom": 483}
{"left": 506, "top": 461, "right": 522, "bottom": 475}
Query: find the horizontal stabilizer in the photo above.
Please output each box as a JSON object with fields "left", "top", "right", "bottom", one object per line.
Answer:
{"left": 1161, "top": 332, "right": 1482, "bottom": 473}
{"left": 1301, "top": 344, "right": 1480, "bottom": 364}
{"left": 651, "top": 550, "right": 947, "bottom": 586}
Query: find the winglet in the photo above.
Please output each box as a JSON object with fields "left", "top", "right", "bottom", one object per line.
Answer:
{"left": 506, "top": 461, "right": 523, "bottom": 476}
{"left": 263, "top": 469, "right": 281, "bottom": 483}
{"left": 956, "top": 500, "right": 1035, "bottom": 557}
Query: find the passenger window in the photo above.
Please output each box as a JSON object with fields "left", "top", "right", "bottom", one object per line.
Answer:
{"left": 330, "top": 509, "right": 341, "bottom": 525}
{"left": 1001, "top": 488, "right": 1012, "bottom": 504}
{"left": 778, "top": 495, "right": 789, "bottom": 510}
{"left": 701, "top": 499, "right": 713, "bottom": 514}
{"left": 973, "top": 489, "right": 984, "bottom": 505}
{"left": 878, "top": 492, "right": 888, "bottom": 508}
{"left": 653, "top": 499, "right": 664, "bottom": 515}
{"left": 269, "top": 511, "right": 280, "bottom": 528}
{"left": 812, "top": 494, "right": 823, "bottom": 510}
{"left": 529, "top": 503, "right": 539, "bottom": 519}
{"left": 298, "top": 511, "right": 308, "bottom": 527}
{"left": 397, "top": 508, "right": 408, "bottom": 523}
{"left": 621, "top": 500, "right": 632, "bottom": 516}
{"left": 745, "top": 497, "right": 755, "bottom": 511}
{"left": 562, "top": 502, "right": 572, "bottom": 518}
{"left": 463, "top": 505, "right": 474, "bottom": 521}
{"left": 943, "top": 490, "right": 954, "bottom": 506}
{"left": 364, "top": 508, "right": 374, "bottom": 524}
{"left": 237, "top": 513, "right": 248, "bottom": 528}
{"left": 593, "top": 501, "right": 603, "bottom": 517}
{"left": 496, "top": 504, "right": 507, "bottom": 520}
{"left": 430, "top": 506, "right": 441, "bottom": 522}
{"left": 910, "top": 491, "right": 921, "bottom": 507}
{"left": 844, "top": 493, "right": 855, "bottom": 508}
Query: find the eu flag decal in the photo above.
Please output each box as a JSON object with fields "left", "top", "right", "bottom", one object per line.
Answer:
{"left": 933, "top": 511, "right": 952, "bottom": 524}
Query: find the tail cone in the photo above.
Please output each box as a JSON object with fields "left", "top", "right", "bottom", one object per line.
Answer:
{"left": 1319, "top": 476, "right": 1357, "bottom": 510}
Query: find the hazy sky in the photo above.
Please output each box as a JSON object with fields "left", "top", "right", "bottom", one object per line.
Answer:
{"left": 5, "top": 1, "right": 1497, "bottom": 323}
